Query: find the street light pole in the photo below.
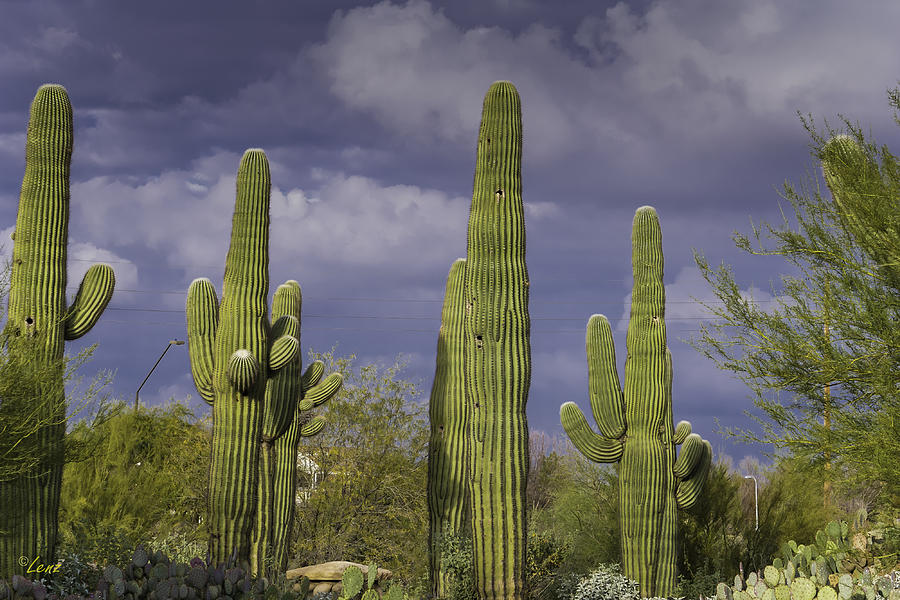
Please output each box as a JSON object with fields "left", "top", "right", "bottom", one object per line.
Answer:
{"left": 744, "top": 475, "right": 758, "bottom": 531}
{"left": 135, "top": 340, "right": 185, "bottom": 411}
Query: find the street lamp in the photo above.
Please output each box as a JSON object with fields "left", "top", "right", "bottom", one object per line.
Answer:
{"left": 744, "top": 475, "right": 759, "bottom": 531}
{"left": 135, "top": 340, "right": 185, "bottom": 410}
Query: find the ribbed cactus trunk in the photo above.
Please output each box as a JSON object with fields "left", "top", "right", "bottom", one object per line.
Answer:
{"left": 427, "top": 258, "right": 469, "bottom": 598}
{"left": 187, "top": 150, "right": 293, "bottom": 567}
{"left": 252, "top": 281, "right": 301, "bottom": 577}
{"left": 560, "top": 207, "right": 711, "bottom": 598}
{"left": 464, "top": 81, "right": 530, "bottom": 600}
{"left": 268, "top": 358, "right": 326, "bottom": 571}
{"left": 251, "top": 281, "right": 341, "bottom": 576}
{"left": 0, "top": 84, "right": 115, "bottom": 578}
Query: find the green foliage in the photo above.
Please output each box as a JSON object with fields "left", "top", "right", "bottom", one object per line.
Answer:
{"left": 291, "top": 350, "right": 428, "bottom": 588}
{"left": 436, "top": 531, "right": 478, "bottom": 600}
{"left": 530, "top": 449, "right": 620, "bottom": 578}
{"left": 691, "top": 82, "right": 900, "bottom": 510}
{"left": 677, "top": 460, "right": 743, "bottom": 595}
{"left": 569, "top": 563, "right": 641, "bottom": 600}
{"left": 526, "top": 530, "right": 572, "bottom": 600}
{"left": 58, "top": 400, "right": 210, "bottom": 568}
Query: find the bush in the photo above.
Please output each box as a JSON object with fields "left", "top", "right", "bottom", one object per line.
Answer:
{"left": 527, "top": 530, "right": 572, "bottom": 600}
{"left": 569, "top": 563, "right": 640, "bottom": 600}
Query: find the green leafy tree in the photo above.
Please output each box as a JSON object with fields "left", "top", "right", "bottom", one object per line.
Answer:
{"left": 692, "top": 82, "right": 900, "bottom": 508}
{"left": 290, "top": 350, "right": 429, "bottom": 587}
{"left": 529, "top": 446, "right": 620, "bottom": 580}
{"left": 58, "top": 400, "right": 211, "bottom": 567}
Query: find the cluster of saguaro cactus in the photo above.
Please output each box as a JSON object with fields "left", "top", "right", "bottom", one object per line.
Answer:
{"left": 560, "top": 207, "right": 711, "bottom": 598}
{"left": 427, "top": 81, "right": 531, "bottom": 600}
{"left": 426, "top": 258, "right": 469, "bottom": 598}
{"left": 0, "top": 84, "right": 115, "bottom": 577}
{"left": 186, "top": 149, "right": 340, "bottom": 571}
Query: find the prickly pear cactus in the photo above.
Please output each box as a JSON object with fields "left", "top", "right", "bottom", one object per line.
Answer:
{"left": 0, "top": 84, "right": 115, "bottom": 577}
{"left": 560, "top": 207, "right": 711, "bottom": 597}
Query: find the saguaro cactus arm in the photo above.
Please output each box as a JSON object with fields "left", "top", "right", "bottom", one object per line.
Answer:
{"left": 302, "top": 372, "right": 343, "bottom": 407}
{"left": 187, "top": 277, "right": 219, "bottom": 404}
{"left": 675, "top": 439, "right": 712, "bottom": 510}
{"left": 64, "top": 264, "right": 115, "bottom": 340}
{"left": 300, "top": 360, "right": 325, "bottom": 390}
{"left": 560, "top": 314, "right": 627, "bottom": 462}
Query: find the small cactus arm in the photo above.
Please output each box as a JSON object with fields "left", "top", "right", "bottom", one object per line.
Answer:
{"left": 464, "top": 81, "right": 531, "bottom": 600}
{"left": 559, "top": 207, "right": 711, "bottom": 598}
{"left": 0, "top": 84, "right": 115, "bottom": 577}
{"left": 427, "top": 258, "right": 469, "bottom": 598}
{"left": 187, "top": 149, "right": 302, "bottom": 566}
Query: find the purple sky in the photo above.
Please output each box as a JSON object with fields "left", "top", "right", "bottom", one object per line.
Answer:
{"left": 2, "top": 0, "right": 900, "bottom": 469}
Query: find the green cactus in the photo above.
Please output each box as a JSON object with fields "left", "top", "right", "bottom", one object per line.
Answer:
{"left": 559, "top": 207, "right": 712, "bottom": 597}
{"left": 251, "top": 280, "right": 342, "bottom": 576}
{"left": 187, "top": 149, "right": 302, "bottom": 566}
{"left": 340, "top": 565, "right": 364, "bottom": 599}
{"left": 267, "top": 353, "right": 340, "bottom": 574}
{"left": 427, "top": 258, "right": 469, "bottom": 598}
{"left": 463, "top": 81, "right": 531, "bottom": 599}
{"left": 0, "top": 84, "right": 115, "bottom": 577}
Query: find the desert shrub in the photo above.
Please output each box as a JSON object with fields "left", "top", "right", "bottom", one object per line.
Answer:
{"left": 569, "top": 563, "right": 640, "bottom": 600}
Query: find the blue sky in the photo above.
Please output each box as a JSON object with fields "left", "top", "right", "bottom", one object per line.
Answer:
{"left": 2, "top": 0, "right": 899, "bottom": 470}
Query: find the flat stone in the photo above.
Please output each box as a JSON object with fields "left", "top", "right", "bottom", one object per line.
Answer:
{"left": 286, "top": 560, "right": 392, "bottom": 583}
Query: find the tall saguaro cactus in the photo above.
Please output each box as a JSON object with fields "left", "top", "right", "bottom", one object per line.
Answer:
{"left": 427, "top": 258, "right": 469, "bottom": 598}
{"left": 187, "top": 149, "right": 300, "bottom": 566}
{"left": 0, "top": 84, "right": 115, "bottom": 577}
{"left": 464, "top": 81, "right": 531, "bottom": 600}
{"left": 560, "top": 207, "right": 711, "bottom": 598}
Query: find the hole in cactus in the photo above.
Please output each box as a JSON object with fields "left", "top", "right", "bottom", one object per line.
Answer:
{"left": 25, "top": 317, "right": 33, "bottom": 325}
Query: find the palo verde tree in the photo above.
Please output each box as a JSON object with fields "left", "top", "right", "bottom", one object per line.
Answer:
{"left": 691, "top": 83, "right": 900, "bottom": 506}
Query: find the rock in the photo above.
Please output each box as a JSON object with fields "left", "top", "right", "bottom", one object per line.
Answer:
{"left": 286, "top": 560, "right": 392, "bottom": 583}
{"left": 312, "top": 582, "right": 332, "bottom": 596}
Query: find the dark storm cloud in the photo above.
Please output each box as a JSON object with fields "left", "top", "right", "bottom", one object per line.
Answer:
{"left": 2, "top": 0, "right": 899, "bottom": 466}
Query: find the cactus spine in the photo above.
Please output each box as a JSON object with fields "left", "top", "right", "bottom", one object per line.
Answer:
{"left": 0, "top": 84, "right": 115, "bottom": 577}
{"left": 464, "top": 81, "right": 530, "bottom": 600}
{"left": 560, "top": 207, "right": 711, "bottom": 598}
{"left": 187, "top": 149, "right": 302, "bottom": 567}
{"left": 427, "top": 258, "right": 469, "bottom": 597}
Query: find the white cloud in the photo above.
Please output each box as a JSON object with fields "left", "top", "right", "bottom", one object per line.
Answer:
{"left": 304, "top": 0, "right": 900, "bottom": 166}
{"left": 612, "top": 264, "right": 789, "bottom": 333}
{"left": 70, "top": 150, "right": 469, "bottom": 282}
{"left": 0, "top": 225, "right": 139, "bottom": 302}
